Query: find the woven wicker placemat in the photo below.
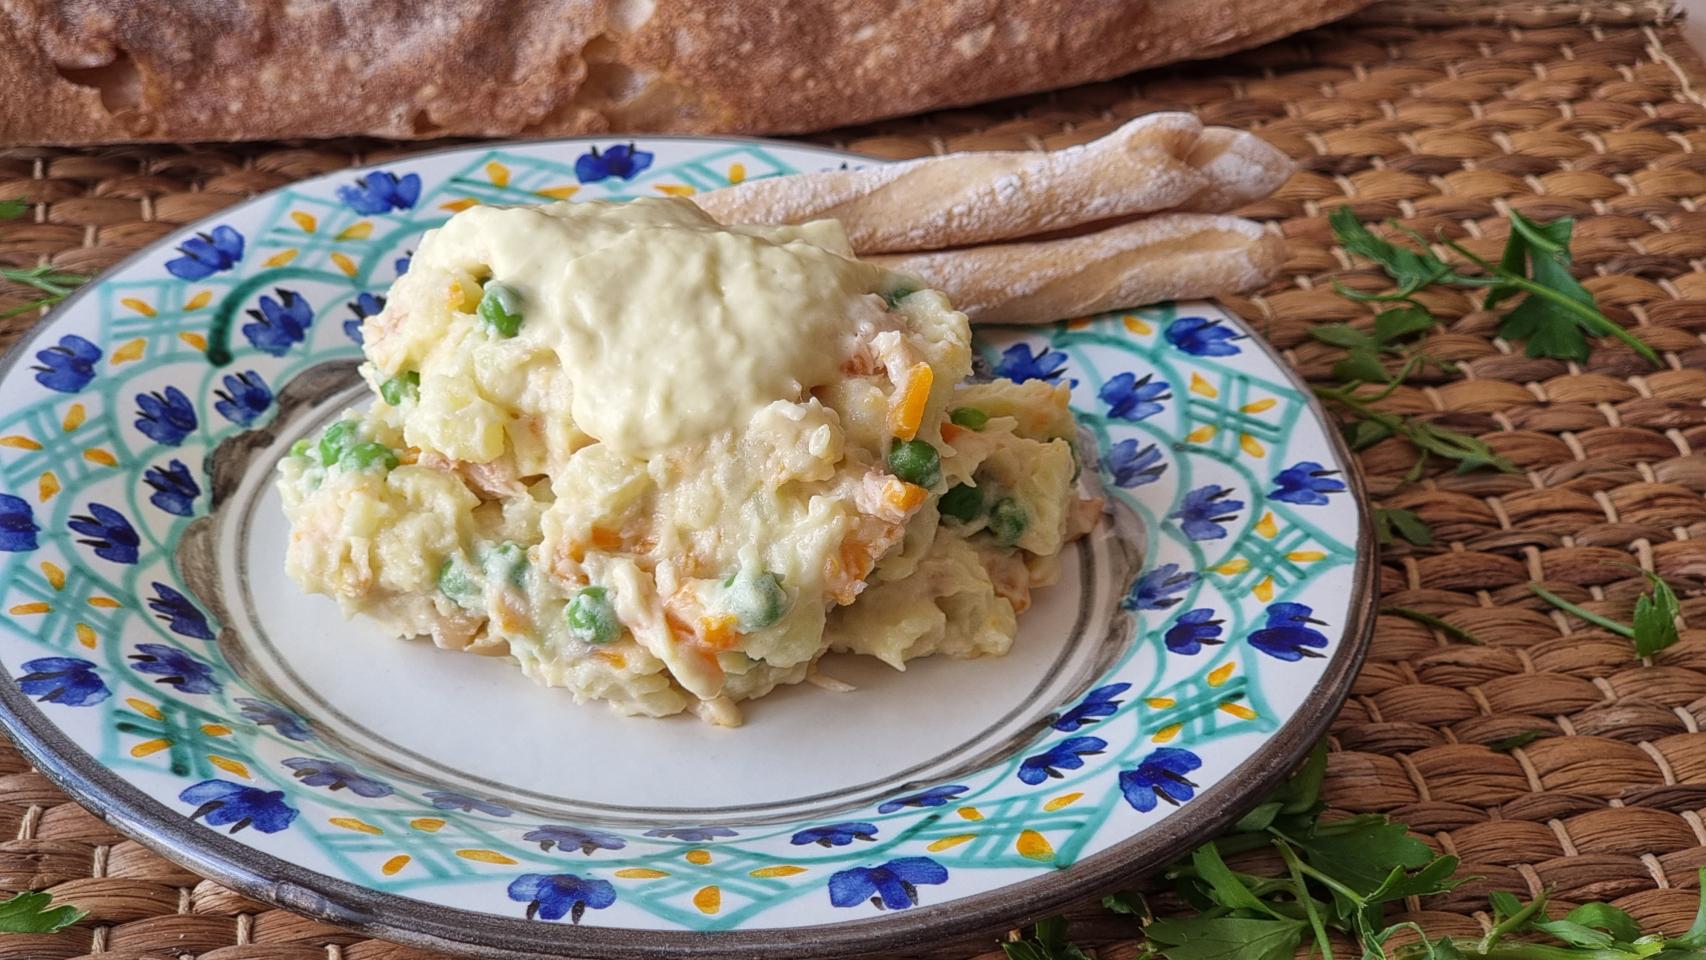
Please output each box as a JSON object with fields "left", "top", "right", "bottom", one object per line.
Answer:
{"left": 4, "top": 1, "right": 1706, "bottom": 957}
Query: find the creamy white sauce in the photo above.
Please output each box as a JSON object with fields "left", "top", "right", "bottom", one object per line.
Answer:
{"left": 414, "top": 199, "right": 886, "bottom": 458}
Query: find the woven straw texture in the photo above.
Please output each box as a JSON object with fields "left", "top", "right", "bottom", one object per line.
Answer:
{"left": 5, "top": 0, "right": 1706, "bottom": 957}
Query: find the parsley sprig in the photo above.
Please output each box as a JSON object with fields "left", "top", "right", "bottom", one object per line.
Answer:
{"left": 1329, "top": 207, "right": 1659, "bottom": 366}
{"left": 0, "top": 265, "right": 88, "bottom": 322}
{"left": 1530, "top": 568, "right": 1683, "bottom": 659}
{"left": 1004, "top": 745, "right": 1706, "bottom": 960}
{"left": 0, "top": 890, "right": 85, "bottom": 933}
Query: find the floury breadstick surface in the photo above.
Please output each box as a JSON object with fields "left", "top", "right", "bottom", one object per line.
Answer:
{"left": 694, "top": 113, "right": 1293, "bottom": 254}
{"left": 870, "top": 214, "right": 1286, "bottom": 326}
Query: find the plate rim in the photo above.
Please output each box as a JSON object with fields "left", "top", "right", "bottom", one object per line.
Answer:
{"left": 0, "top": 132, "right": 1377, "bottom": 959}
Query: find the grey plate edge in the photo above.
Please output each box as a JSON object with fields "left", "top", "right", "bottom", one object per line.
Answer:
{"left": 0, "top": 132, "right": 1378, "bottom": 960}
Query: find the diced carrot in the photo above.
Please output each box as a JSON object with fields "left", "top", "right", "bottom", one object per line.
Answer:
{"left": 698, "top": 614, "right": 739, "bottom": 651}
{"left": 940, "top": 423, "right": 967, "bottom": 443}
{"left": 595, "top": 649, "right": 627, "bottom": 670}
{"left": 886, "top": 363, "right": 934, "bottom": 441}
{"left": 882, "top": 478, "right": 927, "bottom": 513}
{"left": 590, "top": 526, "right": 623, "bottom": 550}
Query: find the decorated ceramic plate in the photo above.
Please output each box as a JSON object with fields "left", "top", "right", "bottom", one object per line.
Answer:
{"left": 0, "top": 137, "right": 1373, "bottom": 958}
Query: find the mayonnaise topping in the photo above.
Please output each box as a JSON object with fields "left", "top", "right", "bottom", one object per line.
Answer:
{"left": 410, "top": 198, "right": 886, "bottom": 458}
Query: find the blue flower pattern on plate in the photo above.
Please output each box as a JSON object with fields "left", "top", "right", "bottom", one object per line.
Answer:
{"left": 237, "top": 698, "right": 314, "bottom": 742}
{"left": 424, "top": 790, "right": 511, "bottom": 817}
{"left": 181, "top": 779, "right": 296, "bottom": 833}
{"left": 1171, "top": 484, "right": 1246, "bottom": 541}
{"left": 129, "top": 643, "right": 220, "bottom": 694}
{"left": 1164, "top": 608, "right": 1224, "bottom": 655}
{"left": 14, "top": 657, "right": 109, "bottom": 706}
{"left": 214, "top": 371, "right": 272, "bottom": 425}
{"left": 575, "top": 143, "right": 654, "bottom": 183}
{"left": 993, "top": 342, "right": 1068, "bottom": 383}
{"left": 1270, "top": 461, "right": 1346, "bottom": 506}
{"left": 1166, "top": 315, "right": 1243, "bottom": 356}
{"left": 792, "top": 822, "right": 879, "bottom": 847}
{"left": 68, "top": 503, "right": 139, "bottom": 564}
{"left": 32, "top": 334, "right": 101, "bottom": 393}
{"left": 165, "top": 226, "right": 244, "bottom": 280}
{"left": 524, "top": 825, "right": 627, "bottom": 855}
{"left": 337, "top": 171, "right": 421, "bottom": 214}
{"left": 135, "top": 386, "right": 197, "bottom": 446}
{"left": 876, "top": 785, "right": 966, "bottom": 814}
{"left": 1249, "top": 602, "right": 1329, "bottom": 661}
{"left": 144, "top": 460, "right": 200, "bottom": 517}
{"left": 282, "top": 758, "right": 393, "bottom": 798}
{"left": 1103, "top": 439, "right": 1166, "bottom": 488}
{"left": 242, "top": 289, "right": 313, "bottom": 356}
{"left": 828, "top": 857, "right": 949, "bottom": 910}
{"left": 344, "top": 292, "right": 385, "bottom": 344}
{"left": 1018, "top": 736, "right": 1107, "bottom": 785}
{"left": 508, "top": 873, "right": 616, "bottom": 923}
{"left": 1099, "top": 371, "right": 1170, "bottom": 421}
{"left": 147, "top": 582, "right": 213, "bottom": 640}
{"left": 1124, "top": 563, "right": 1197, "bottom": 611}
{"left": 0, "top": 494, "right": 39, "bottom": 552}
{"left": 1119, "top": 748, "right": 1203, "bottom": 812}
{"left": 1051, "top": 683, "right": 1130, "bottom": 732}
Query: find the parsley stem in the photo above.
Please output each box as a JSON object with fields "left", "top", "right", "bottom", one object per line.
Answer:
{"left": 1527, "top": 583, "right": 1635, "bottom": 639}
{"left": 1273, "top": 839, "right": 1336, "bottom": 960}
{"left": 1380, "top": 606, "right": 1483, "bottom": 645}
{"left": 1490, "top": 272, "right": 1661, "bottom": 366}
{"left": 1478, "top": 890, "right": 1547, "bottom": 953}
{"left": 1267, "top": 829, "right": 1369, "bottom": 906}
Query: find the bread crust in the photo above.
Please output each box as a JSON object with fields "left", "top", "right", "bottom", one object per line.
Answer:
{"left": 2, "top": 0, "right": 1371, "bottom": 145}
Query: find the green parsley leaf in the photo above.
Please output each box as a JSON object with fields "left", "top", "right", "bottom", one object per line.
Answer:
{"left": 1343, "top": 418, "right": 1394, "bottom": 450}
{"left": 1676, "top": 868, "right": 1706, "bottom": 948}
{"left": 1364, "top": 855, "right": 1463, "bottom": 905}
{"left": 1329, "top": 206, "right": 1458, "bottom": 298}
{"left": 1632, "top": 570, "right": 1681, "bottom": 659}
{"left": 1287, "top": 814, "right": 1436, "bottom": 896}
{"left": 1334, "top": 346, "right": 1390, "bottom": 384}
{"left": 1559, "top": 902, "right": 1643, "bottom": 944}
{"left": 1147, "top": 915, "right": 1306, "bottom": 960}
{"left": 0, "top": 199, "right": 27, "bottom": 221}
{"left": 1310, "top": 323, "right": 1377, "bottom": 349}
{"left": 1002, "top": 917, "right": 1092, "bottom": 960}
{"left": 1101, "top": 889, "right": 1148, "bottom": 917}
{"left": 1374, "top": 508, "right": 1433, "bottom": 547}
{"left": 1373, "top": 305, "right": 1437, "bottom": 345}
{"left": 1530, "top": 919, "right": 1616, "bottom": 949}
{"left": 0, "top": 890, "right": 86, "bottom": 933}
{"left": 1192, "top": 843, "right": 1283, "bottom": 917}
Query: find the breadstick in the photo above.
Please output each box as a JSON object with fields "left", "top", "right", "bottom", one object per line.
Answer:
{"left": 870, "top": 214, "right": 1285, "bottom": 326}
{"left": 694, "top": 113, "right": 1292, "bottom": 254}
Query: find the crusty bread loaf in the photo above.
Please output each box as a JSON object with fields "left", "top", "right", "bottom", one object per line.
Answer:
{"left": 0, "top": 0, "right": 1372, "bottom": 145}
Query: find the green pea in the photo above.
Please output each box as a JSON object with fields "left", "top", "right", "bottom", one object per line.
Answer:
{"left": 483, "top": 541, "right": 528, "bottom": 586}
{"left": 949, "top": 407, "right": 989, "bottom": 430}
{"left": 478, "top": 281, "right": 523, "bottom": 337}
{"left": 938, "top": 483, "right": 983, "bottom": 523}
{"left": 318, "top": 420, "right": 359, "bottom": 467}
{"left": 567, "top": 586, "right": 619, "bottom": 645}
{"left": 379, "top": 370, "right": 420, "bottom": 406}
{"left": 437, "top": 556, "right": 480, "bottom": 608}
{"left": 888, "top": 438, "right": 942, "bottom": 488}
{"left": 988, "top": 497, "right": 1028, "bottom": 547}
{"left": 341, "top": 441, "right": 398, "bottom": 471}
{"left": 722, "top": 569, "right": 790, "bottom": 630}
{"left": 882, "top": 286, "right": 917, "bottom": 309}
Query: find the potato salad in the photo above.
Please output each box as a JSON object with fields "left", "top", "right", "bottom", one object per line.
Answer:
{"left": 277, "top": 197, "right": 1098, "bottom": 724}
